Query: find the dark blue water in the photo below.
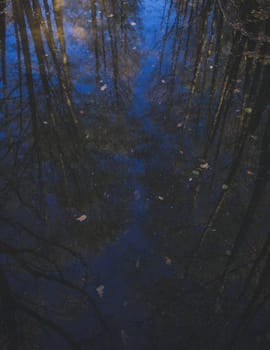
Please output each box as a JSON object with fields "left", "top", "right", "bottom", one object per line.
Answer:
{"left": 0, "top": 0, "right": 270, "bottom": 349}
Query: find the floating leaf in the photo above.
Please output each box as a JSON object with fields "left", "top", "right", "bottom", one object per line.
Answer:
{"left": 244, "top": 107, "right": 253, "bottom": 114}
{"left": 192, "top": 170, "right": 200, "bottom": 176}
{"left": 130, "top": 21, "right": 136, "bottom": 26}
{"left": 158, "top": 196, "right": 164, "bottom": 201}
{"left": 135, "top": 258, "right": 140, "bottom": 268}
{"left": 96, "top": 285, "right": 104, "bottom": 298}
{"left": 76, "top": 214, "right": 87, "bottom": 222}
{"left": 247, "top": 170, "right": 255, "bottom": 176}
{"left": 100, "top": 84, "right": 107, "bottom": 91}
{"left": 164, "top": 256, "right": 172, "bottom": 265}
{"left": 200, "top": 162, "right": 209, "bottom": 170}
{"left": 222, "top": 184, "right": 229, "bottom": 191}
{"left": 177, "top": 122, "right": 183, "bottom": 128}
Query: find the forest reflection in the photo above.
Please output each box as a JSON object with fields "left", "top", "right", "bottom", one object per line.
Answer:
{"left": 0, "top": 0, "right": 270, "bottom": 349}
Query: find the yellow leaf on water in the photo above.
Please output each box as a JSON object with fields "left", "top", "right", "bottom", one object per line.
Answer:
{"left": 244, "top": 107, "right": 252, "bottom": 114}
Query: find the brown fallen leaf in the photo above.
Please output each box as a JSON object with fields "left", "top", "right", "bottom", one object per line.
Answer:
{"left": 76, "top": 214, "right": 87, "bottom": 222}
{"left": 96, "top": 285, "right": 104, "bottom": 298}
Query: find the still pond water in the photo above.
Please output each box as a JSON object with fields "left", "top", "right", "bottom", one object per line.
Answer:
{"left": 0, "top": 0, "right": 270, "bottom": 349}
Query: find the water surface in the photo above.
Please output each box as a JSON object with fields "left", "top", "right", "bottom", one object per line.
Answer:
{"left": 0, "top": 0, "right": 270, "bottom": 349}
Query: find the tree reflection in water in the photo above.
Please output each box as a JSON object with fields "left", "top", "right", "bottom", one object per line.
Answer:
{"left": 0, "top": 0, "right": 270, "bottom": 348}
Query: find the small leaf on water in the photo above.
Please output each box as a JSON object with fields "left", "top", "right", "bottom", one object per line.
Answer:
{"left": 158, "top": 196, "right": 164, "bottom": 201}
{"left": 225, "top": 250, "right": 232, "bottom": 256}
{"left": 108, "top": 13, "right": 114, "bottom": 18}
{"left": 222, "top": 184, "right": 229, "bottom": 191}
{"left": 200, "top": 162, "right": 209, "bottom": 170}
{"left": 76, "top": 214, "right": 87, "bottom": 222}
{"left": 100, "top": 84, "right": 107, "bottom": 91}
{"left": 247, "top": 170, "right": 255, "bottom": 176}
{"left": 244, "top": 107, "right": 252, "bottom": 114}
{"left": 177, "top": 122, "right": 183, "bottom": 128}
{"left": 161, "top": 79, "right": 166, "bottom": 84}
{"left": 135, "top": 258, "right": 140, "bottom": 268}
{"left": 179, "top": 149, "right": 184, "bottom": 155}
{"left": 164, "top": 256, "right": 172, "bottom": 265}
{"left": 130, "top": 21, "right": 136, "bottom": 26}
{"left": 96, "top": 285, "right": 104, "bottom": 298}
{"left": 192, "top": 170, "right": 200, "bottom": 176}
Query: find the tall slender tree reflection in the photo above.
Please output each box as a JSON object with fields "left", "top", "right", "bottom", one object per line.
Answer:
{"left": 0, "top": 0, "right": 141, "bottom": 348}
{"left": 141, "top": 0, "right": 270, "bottom": 346}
